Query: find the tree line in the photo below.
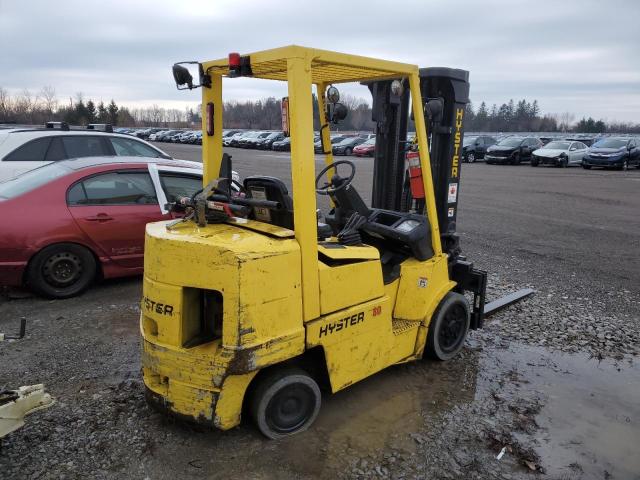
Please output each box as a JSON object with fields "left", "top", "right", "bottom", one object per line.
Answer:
{"left": 1, "top": 86, "right": 638, "bottom": 134}
{"left": 465, "top": 99, "right": 640, "bottom": 134}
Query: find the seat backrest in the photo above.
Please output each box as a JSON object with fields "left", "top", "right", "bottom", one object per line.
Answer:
{"left": 243, "top": 176, "right": 294, "bottom": 229}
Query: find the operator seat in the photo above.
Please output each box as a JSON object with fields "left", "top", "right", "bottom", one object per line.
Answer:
{"left": 244, "top": 176, "right": 294, "bottom": 229}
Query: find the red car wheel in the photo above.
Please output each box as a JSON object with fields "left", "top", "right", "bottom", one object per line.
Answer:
{"left": 27, "top": 243, "right": 97, "bottom": 298}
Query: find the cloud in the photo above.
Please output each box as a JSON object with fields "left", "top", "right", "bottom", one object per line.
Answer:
{"left": 1, "top": 0, "right": 638, "bottom": 121}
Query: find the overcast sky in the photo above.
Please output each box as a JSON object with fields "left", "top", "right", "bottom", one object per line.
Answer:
{"left": 1, "top": 0, "right": 639, "bottom": 122}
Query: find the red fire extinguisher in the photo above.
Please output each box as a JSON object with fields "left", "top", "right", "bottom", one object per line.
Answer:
{"left": 407, "top": 151, "right": 425, "bottom": 199}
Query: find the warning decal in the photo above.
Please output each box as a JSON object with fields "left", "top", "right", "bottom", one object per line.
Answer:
{"left": 448, "top": 183, "right": 458, "bottom": 203}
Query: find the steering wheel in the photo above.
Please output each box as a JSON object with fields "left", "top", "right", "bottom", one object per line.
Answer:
{"left": 315, "top": 160, "right": 356, "bottom": 195}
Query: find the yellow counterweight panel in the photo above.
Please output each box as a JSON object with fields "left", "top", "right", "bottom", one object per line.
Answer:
{"left": 214, "top": 372, "right": 258, "bottom": 430}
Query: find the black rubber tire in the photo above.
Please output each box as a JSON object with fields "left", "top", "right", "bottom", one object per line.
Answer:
{"left": 531, "top": 159, "right": 539, "bottom": 167}
{"left": 511, "top": 153, "right": 521, "bottom": 165}
{"left": 582, "top": 164, "right": 591, "bottom": 169}
{"left": 250, "top": 367, "right": 321, "bottom": 439}
{"left": 26, "top": 243, "right": 96, "bottom": 299}
{"left": 344, "top": 147, "right": 353, "bottom": 156}
{"left": 560, "top": 158, "right": 568, "bottom": 168}
{"left": 466, "top": 152, "right": 476, "bottom": 163}
{"left": 425, "top": 292, "right": 470, "bottom": 361}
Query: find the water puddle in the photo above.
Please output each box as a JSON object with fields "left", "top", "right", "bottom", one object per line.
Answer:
{"left": 490, "top": 344, "right": 640, "bottom": 479}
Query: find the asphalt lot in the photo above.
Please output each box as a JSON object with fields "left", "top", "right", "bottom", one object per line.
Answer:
{"left": 1, "top": 143, "right": 639, "bottom": 479}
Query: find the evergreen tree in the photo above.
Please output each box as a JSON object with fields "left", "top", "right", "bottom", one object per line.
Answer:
{"left": 97, "top": 101, "right": 108, "bottom": 122}
{"left": 86, "top": 100, "right": 97, "bottom": 123}
{"left": 74, "top": 95, "right": 88, "bottom": 125}
{"left": 107, "top": 100, "right": 119, "bottom": 125}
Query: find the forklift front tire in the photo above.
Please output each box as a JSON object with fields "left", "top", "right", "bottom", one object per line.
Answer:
{"left": 250, "top": 367, "right": 321, "bottom": 439}
{"left": 425, "top": 292, "right": 470, "bottom": 361}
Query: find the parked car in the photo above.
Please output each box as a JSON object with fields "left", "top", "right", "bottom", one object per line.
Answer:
{"left": 222, "top": 130, "right": 242, "bottom": 139}
{"left": 225, "top": 132, "right": 246, "bottom": 147}
{"left": 239, "top": 131, "right": 267, "bottom": 148}
{"left": 134, "top": 128, "right": 163, "bottom": 140}
{"left": 531, "top": 140, "right": 589, "bottom": 167}
{"left": 353, "top": 138, "right": 376, "bottom": 157}
{"left": 167, "top": 132, "right": 183, "bottom": 143}
{"left": 155, "top": 130, "right": 181, "bottom": 142}
{"left": 332, "top": 136, "right": 366, "bottom": 156}
{"left": 231, "top": 131, "right": 258, "bottom": 148}
{"left": 485, "top": 136, "right": 543, "bottom": 165}
{"left": 177, "top": 131, "right": 196, "bottom": 143}
{"left": 0, "top": 157, "right": 204, "bottom": 298}
{"left": 271, "top": 137, "right": 291, "bottom": 151}
{"left": 190, "top": 131, "right": 203, "bottom": 145}
{"left": 582, "top": 137, "right": 640, "bottom": 170}
{"left": 148, "top": 130, "right": 168, "bottom": 141}
{"left": 314, "top": 135, "right": 349, "bottom": 154}
{"left": 462, "top": 135, "right": 497, "bottom": 163}
{"left": 0, "top": 128, "right": 173, "bottom": 182}
{"left": 256, "top": 132, "right": 285, "bottom": 150}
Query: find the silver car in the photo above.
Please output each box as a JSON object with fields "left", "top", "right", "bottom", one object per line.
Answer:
{"left": 0, "top": 127, "right": 172, "bottom": 182}
{"left": 531, "top": 140, "right": 589, "bottom": 168}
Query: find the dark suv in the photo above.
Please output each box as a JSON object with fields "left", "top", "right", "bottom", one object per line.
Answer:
{"left": 582, "top": 137, "right": 640, "bottom": 170}
{"left": 462, "top": 135, "right": 497, "bottom": 163}
{"left": 485, "top": 136, "right": 543, "bottom": 165}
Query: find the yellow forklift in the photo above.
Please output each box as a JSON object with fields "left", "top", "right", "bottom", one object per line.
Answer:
{"left": 140, "top": 46, "right": 531, "bottom": 438}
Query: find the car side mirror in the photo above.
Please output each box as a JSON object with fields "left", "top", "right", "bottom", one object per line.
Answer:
{"left": 570, "top": 147, "right": 577, "bottom": 151}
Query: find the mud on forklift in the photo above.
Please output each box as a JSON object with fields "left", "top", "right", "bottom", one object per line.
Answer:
{"left": 140, "top": 46, "right": 532, "bottom": 439}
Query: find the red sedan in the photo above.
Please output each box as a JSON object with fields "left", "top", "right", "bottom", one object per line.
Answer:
{"left": 0, "top": 157, "right": 203, "bottom": 298}
{"left": 353, "top": 138, "right": 376, "bottom": 157}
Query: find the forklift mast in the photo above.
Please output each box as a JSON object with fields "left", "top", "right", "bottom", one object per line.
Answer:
{"left": 370, "top": 67, "right": 488, "bottom": 329}
{"left": 419, "top": 67, "right": 470, "bottom": 257}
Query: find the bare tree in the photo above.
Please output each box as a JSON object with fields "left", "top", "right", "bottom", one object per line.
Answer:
{"left": 40, "top": 86, "right": 58, "bottom": 117}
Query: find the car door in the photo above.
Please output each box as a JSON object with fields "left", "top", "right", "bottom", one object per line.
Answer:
{"left": 67, "top": 169, "right": 167, "bottom": 268}
{"left": 569, "top": 142, "right": 585, "bottom": 165}
{"left": 629, "top": 139, "right": 640, "bottom": 166}
{"left": 477, "top": 137, "right": 487, "bottom": 155}
{"left": 157, "top": 171, "right": 203, "bottom": 215}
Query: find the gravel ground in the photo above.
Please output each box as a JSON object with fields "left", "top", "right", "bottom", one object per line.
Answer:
{"left": 1, "top": 148, "right": 639, "bottom": 479}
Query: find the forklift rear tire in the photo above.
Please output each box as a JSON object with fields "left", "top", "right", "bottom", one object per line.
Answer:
{"left": 250, "top": 367, "right": 321, "bottom": 439}
{"left": 425, "top": 292, "right": 470, "bottom": 361}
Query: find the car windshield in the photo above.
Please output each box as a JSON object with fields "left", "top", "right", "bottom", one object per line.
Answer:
{"left": 463, "top": 137, "right": 478, "bottom": 146}
{"left": 497, "top": 138, "right": 524, "bottom": 147}
{"left": 593, "top": 139, "right": 627, "bottom": 149}
{"left": 362, "top": 138, "right": 376, "bottom": 145}
{"left": 266, "top": 133, "right": 280, "bottom": 139}
{"left": 337, "top": 138, "right": 357, "bottom": 146}
{"left": 0, "top": 163, "right": 71, "bottom": 199}
{"left": 544, "top": 141, "right": 570, "bottom": 150}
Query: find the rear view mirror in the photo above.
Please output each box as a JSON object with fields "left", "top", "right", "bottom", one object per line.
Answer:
{"left": 172, "top": 62, "right": 210, "bottom": 90}
{"left": 173, "top": 64, "right": 193, "bottom": 90}
{"left": 332, "top": 103, "right": 348, "bottom": 123}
